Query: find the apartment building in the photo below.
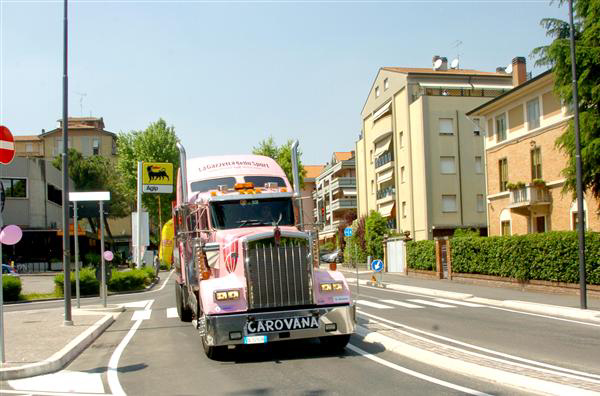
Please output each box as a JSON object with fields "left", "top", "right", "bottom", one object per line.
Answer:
{"left": 356, "top": 56, "right": 514, "bottom": 240}
{"left": 313, "top": 152, "right": 357, "bottom": 242}
{"left": 468, "top": 70, "right": 599, "bottom": 235}
{"left": 302, "top": 165, "right": 325, "bottom": 231}
{"left": 14, "top": 135, "right": 44, "bottom": 157}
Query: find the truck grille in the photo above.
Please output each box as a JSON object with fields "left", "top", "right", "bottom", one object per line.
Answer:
{"left": 245, "top": 241, "right": 313, "bottom": 310}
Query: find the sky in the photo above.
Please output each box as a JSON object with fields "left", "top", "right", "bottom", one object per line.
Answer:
{"left": 1, "top": 0, "right": 567, "bottom": 165}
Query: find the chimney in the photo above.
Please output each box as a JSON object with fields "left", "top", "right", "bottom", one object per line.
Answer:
{"left": 512, "top": 56, "right": 527, "bottom": 86}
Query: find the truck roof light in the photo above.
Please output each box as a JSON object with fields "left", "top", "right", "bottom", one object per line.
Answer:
{"left": 234, "top": 183, "right": 245, "bottom": 190}
{"left": 244, "top": 182, "right": 254, "bottom": 189}
{"left": 210, "top": 191, "right": 217, "bottom": 196}
{"left": 280, "top": 188, "right": 287, "bottom": 192}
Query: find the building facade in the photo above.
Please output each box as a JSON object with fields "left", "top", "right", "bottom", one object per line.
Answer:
{"left": 313, "top": 152, "right": 357, "bottom": 242}
{"left": 302, "top": 165, "right": 325, "bottom": 231}
{"left": 356, "top": 57, "right": 515, "bottom": 241}
{"left": 468, "top": 70, "right": 599, "bottom": 235}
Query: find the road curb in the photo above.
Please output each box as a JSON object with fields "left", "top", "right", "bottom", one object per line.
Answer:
{"left": 355, "top": 324, "right": 598, "bottom": 395}
{"left": 0, "top": 314, "right": 115, "bottom": 381}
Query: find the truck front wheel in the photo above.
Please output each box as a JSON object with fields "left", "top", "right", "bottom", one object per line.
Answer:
{"left": 175, "top": 282, "right": 192, "bottom": 322}
{"left": 319, "top": 334, "right": 351, "bottom": 352}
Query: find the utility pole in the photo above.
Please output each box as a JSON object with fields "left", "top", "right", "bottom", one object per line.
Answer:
{"left": 568, "top": 0, "right": 586, "bottom": 309}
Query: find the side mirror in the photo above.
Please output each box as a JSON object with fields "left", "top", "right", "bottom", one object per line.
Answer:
{"left": 203, "top": 242, "right": 220, "bottom": 269}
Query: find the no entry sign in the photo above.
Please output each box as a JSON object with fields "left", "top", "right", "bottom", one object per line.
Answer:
{"left": 0, "top": 126, "right": 15, "bottom": 165}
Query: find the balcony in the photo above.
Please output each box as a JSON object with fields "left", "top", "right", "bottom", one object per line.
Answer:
{"left": 508, "top": 185, "right": 551, "bottom": 209}
{"left": 375, "top": 151, "right": 394, "bottom": 169}
{"left": 330, "top": 198, "right": 357, "bottom": 211}
{"left": 376, "top": 186, "right": 395, "bottom": 201}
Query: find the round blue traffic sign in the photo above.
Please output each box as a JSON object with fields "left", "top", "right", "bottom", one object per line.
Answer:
{"left": 371, "top": 259, "right": 384, "bottom": 272}
{"left": 344, "top": 227, "right": 353, "bottom": 237}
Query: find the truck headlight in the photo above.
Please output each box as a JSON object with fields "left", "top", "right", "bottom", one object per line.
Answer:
{"left": 214, "top": 289, "right": 240, "bottom": 301}
{"left": 320, "top": 282, "right": 344, "bottom": 292}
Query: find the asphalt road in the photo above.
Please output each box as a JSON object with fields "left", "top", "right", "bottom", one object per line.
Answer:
{"left": 4, "top": 272, "right": 599, "bottom": 395}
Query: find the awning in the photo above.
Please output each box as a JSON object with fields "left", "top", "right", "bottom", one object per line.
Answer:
{"left": 471, "top": 84, "right": 512, "bottom": 90}
{"left": 342, "top": 189, "right": 357, "bottom": 196}
{"left": 372, "top": 101, "right": 392, "bottom": 122}
{"left": 377, "top": 168, "right": 394, "bottom": 183}
{"left": 379, "top": 201, "right": 395, "bottom": 218}
{"left": 419, "top": 82, "right": 472, "bottom": 89}
{"left": 374, "top": 135, "right": 392, "bottom": 157}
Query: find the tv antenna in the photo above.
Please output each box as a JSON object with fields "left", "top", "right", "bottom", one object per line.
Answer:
{"left": 74, "top": 91, "right": 87, "bottom": 115}
{"left": 451, "top": 40, "right": 463, "bottom": 68}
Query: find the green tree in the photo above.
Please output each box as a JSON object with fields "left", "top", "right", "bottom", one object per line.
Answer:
{"left": 116, "top": 119, "right": 180, "bottom": 237}
{"left": 532, "top": 0, "right": 600, "bottom": 207}
{"left": 365, "top": 210, "right": 388, "bottom": 260}
{"left": 252, "top": 136, "right": 307, "bottom": 188}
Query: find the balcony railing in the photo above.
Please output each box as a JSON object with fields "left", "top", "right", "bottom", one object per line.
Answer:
{"left": 330, "top": 198, "right": 357, "bottom": 211}
{"left": 375, "top": 151, "right": 393, "bottom": 168}
{"left": 509, "top": 185, "right": 550, "bottom": 208}
{"left": 376, "top": 186, "right": 395, "bottom": 200}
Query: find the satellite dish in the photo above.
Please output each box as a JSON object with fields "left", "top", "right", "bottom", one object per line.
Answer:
{"left": 433, "top": 58, "right": 443, "bottom": 70}
{"left": 505, "top": 63, "right": 513, "bottom": 74}
{"left": 450, "top": 58, "right": 459, "bottom": 69}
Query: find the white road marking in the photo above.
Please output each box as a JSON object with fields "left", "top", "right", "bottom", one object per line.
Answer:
{"left": 356, "top": 299, "right": 392, "bottom": 309}
{"left": 408, "top": 299, "right": 456, "bottom": 308}
{"left": 122, "top": 300, "right": 151, "bottom": 308}
{"left": 131, "top": 309, "right": 152, "bottom": 321}
{"left": 8, "top": 370, "right": 105, "bottom": 394}
{"left": 108, "top": 299, "right": 154, "bottom": 396}
{"left": 380, "top": 299, "right": 423, "bottom": 308}
{"left": 347, "top": 343, "right": 491, "bottom": 396}
{"left": 358, "top": 310, "right": 600, "bottom": 382}
{"left": 156, "top": 269, "right": 175, "bottom": 292}
{"left": 166, "top": 307, "right": 178, "bottom": 318}
{"left": 435, "top": 298, "right": 483, "bottom": 307}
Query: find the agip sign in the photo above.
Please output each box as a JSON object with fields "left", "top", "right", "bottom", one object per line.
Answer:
{"left": 142, "top": 162, "right": 173, "bottom": 194}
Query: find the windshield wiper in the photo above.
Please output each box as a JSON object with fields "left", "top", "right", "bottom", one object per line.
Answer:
{"left": 236, "top": 219, "right": 269, "bottom": 228}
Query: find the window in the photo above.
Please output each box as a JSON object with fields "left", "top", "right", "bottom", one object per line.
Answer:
{"left": 191, "top": 177, "right": 236, "bottom": 193}
{"left": 472, "top": 118, "right": 481, "bottom": 136}
{"left": 92, "top": 138, "right": 100, "bottom": 155}
{"left": 499, "top": 158, "right": 508, "bottom": 192}
{"left": 495, "top": 113, "right": 507, "bottom": 142}
{"left": 530, "top": 147, "right": 542, "bottom": 180}
{"left": 535, "top": 216, "right": 546, "bottom": 233}
{"left": 81, "top": 136, "right": 90, "bottom": 156}
{"left": 26, "top": 143, "right": 33, "bottom": 152}
{"left": 442, "top": 195, "right": 457, "bottom": 212}
{"left": 55, "top": 138, "right": 63, "bottom": 155}
{"left": 375, "top": 86, "right": 380, "bottom": 98}
{"left": 477, "top": 194, "right": 485, "bottom": 212}
{"left": 244, "top": 176, "right": 286, "bottom": 188}
{"left": 501, "top": 220, "right": 511, "bottom": 236}
{"left": 1, "top": 178, "right": 27, "bottom": 198}
{"left": 402, "top": 201, "right": 407, "bottom": 218}
{"left": 399, "top": 131, "right": 404, "bottom": 148}
{"left": 527, "top": 98, "right": 540, "bottom": 130}
{"left": 572, "top": 211, "right": 587, "bottom": 231}
{"left": 47, "top": 184, "right": 62, "bottom": 206}
{"left": 370, "top": 149, "right": 373, "bottom": 164}
{"left": 439, "top": 118, "right": 454, "bottom": 135}
{"left": 440, "top": 156, "right": 456, "bottom": 174}
{"left": 371, "top": 180, "right": 374, "bottom": 194}
{"left": 475, "top": 156, "right": 483, "bottom": 174}
{"left": 209, "top": 198, "right": 294, "bottom": 230}
{"left": 384, "top": 78, "right": 389, "bottom": 91}
{"left": 401, "top": 166, "right": 405, "bottom": 183}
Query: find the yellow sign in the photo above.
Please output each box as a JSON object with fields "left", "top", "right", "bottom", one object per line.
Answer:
{"left": 159, "top": 219, "right": 174, "bottom": 268}
{"left": 142, "top": 162, "right": 173, "bottom": 193}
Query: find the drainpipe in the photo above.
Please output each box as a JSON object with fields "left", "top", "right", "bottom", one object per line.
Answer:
{"left": 291, "top": 140, "right": 303, "bottom": 229}
{"left": 456, "top": 110, "right": 464, "bottom": 227}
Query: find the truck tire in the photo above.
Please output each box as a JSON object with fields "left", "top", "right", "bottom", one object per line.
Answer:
{"left": 202, "top": 336, "right": 226, "bottom": 361}
{"left": 319, "top": 334, "right": 351, "bottom": 352}
{"left": 175, "top": 282, "right": 192, "bottom": 322}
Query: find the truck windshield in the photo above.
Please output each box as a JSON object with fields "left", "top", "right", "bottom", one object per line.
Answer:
{"left": 210, "top": 198, "right": 294, "bottom": 229}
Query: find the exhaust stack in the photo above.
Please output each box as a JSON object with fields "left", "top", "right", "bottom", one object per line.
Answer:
{"left": 177, "top": 141, "right": 188, "bottom": 203}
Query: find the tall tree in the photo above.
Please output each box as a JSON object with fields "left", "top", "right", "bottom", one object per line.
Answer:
{"left": 116, "top": 119, "right": 180, "bottom": 237}
{"left": 252, "top": 136, "right": 307, "bottom": 188}
{"left": 532, "top": 0, "right": 600, "bottom": 207}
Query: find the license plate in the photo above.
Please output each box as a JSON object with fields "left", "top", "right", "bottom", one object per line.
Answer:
{"left": 246, "top": 316, "right": 320, "bottom": 334}
{"left": 244, "top": 335, "right": 267, "bottom": 344}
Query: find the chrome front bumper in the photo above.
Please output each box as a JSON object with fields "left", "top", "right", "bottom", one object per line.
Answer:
{"left": 201, "top": 304, "right": 356, "bottom": 346}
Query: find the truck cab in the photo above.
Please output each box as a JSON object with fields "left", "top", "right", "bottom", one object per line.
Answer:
{"left": 173, "top": 146, "right": 355, "bottom": 359}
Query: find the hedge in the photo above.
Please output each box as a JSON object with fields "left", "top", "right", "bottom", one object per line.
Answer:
{"left": 2, "top": 276, "right": 22, "bottom": 301}
{"left": 406, "top": 240, "right": 436, "bottom": 271}
{"left": 451, "top": 231, "right": 600, "bottom": 284}
{"left": 107, "top": 268, "right": 156, "bottom": 292}
{"left": 54, "top": 267, "right": 100, "bottom": 296}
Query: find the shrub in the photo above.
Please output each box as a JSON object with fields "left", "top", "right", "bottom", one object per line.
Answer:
{"left": 142, "top": 266, "right": 156, "bottom": 283}
{"left": 453, "top": 228, "right": 480, "bottom": 238}
{"left": 321, "top": 241, "right": 335, "bottom": 252}
{"left": 2, "top": 276, "right": 22, "bottom": 301}
{"left": 406, "top": 240, "right": 436, "bottom": 271}
{"left": 54, "top": 267, "right": 100, "bottom": 296}
{"left": 365, "top": 210, "right": 388, "bottom": 260}
{"left": 107, "top": 268, "right": 155, "bottom": 292}
{"left": 84, "top": 252, "right": 101, "bottom": 267}
{"left": 451, "top": 231, "right": 600, "bottom": 284}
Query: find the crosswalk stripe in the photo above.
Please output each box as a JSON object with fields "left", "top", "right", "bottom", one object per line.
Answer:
{"left": 356, "top": 299, "right": 393, "bottom": 309}
{"left": 166, "top": 307, "right": 178, "bottom": 318}
{"left": 380, "top": 299, "right": 424, "bottom": 308}
{"left": 131, "top": 310, "right": 152, "bottom": 321}
{"left": 435, "top": 298, "right": 483, "bottom": 307}
{"left": 408, "top": 299, "right": 456, "bottom": 308}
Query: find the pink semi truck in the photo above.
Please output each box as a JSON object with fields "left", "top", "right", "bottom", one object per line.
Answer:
{"left": 173, "top": 144, "right": 355, "bottom": 359}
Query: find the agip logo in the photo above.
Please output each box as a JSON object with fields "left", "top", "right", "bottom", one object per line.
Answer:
{"left": 142, "top": 162, "right": 173, "bottom": 194}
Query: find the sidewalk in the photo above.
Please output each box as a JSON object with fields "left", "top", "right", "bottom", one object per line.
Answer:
{"left": 334, "top": 265, "right": 600, "bottom": 322}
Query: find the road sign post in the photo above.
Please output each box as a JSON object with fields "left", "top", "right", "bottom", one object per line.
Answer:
{"left": 371, "top": 259, "right": 384, "bottom": 287}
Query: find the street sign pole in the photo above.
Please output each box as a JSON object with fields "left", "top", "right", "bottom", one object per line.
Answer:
{"left": 0, "top": 210, "right": 4, "bottom": 363}
{"left": 136, "top": 161, "right": 142, "bottom": 268}
{"left": 74, "top": 203, "right": 80, "bottom": 308}
{"left": 100, "top": 200, "right": 106, "bottom": 308}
